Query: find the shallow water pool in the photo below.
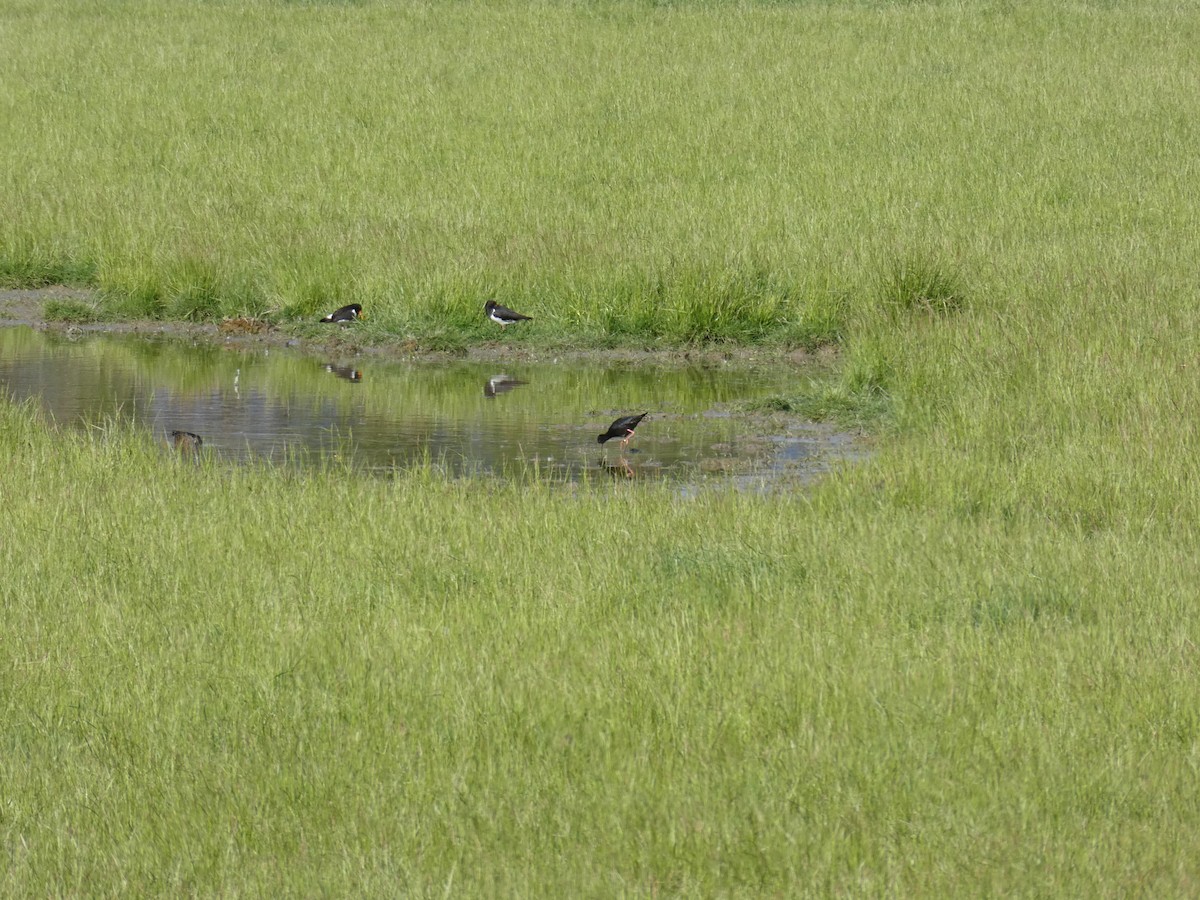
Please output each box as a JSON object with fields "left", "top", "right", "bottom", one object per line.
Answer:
{"left": 0, "top": 326, "right": 857, "bottom": 484}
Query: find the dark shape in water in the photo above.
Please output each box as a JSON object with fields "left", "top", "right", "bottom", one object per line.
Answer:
{"left": 325, "top": 363, "right": 363, "bottom": 383}
{"left": 171, "top": 430, "right": 203, "bottom": 454}
{"left": 598, "top": 456, "right": 636, "bottom": 479}
{"left": 320, "top": 303, "right": 363, "bottom": 323}
{"left": 598, "top": 412, "right": 648, "bottom": 448}
{"left": 483, "top": 374, "right": 527, "bottom": 399}
{"left": 484, "top": 299, "right": 532, "bottom": 329}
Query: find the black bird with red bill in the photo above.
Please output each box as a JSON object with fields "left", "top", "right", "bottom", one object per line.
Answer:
{"left": 597, "top": 412, "right": 648, "bottom": 449}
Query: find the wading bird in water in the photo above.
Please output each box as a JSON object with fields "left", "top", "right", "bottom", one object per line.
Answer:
{"left": 597, "top": 412, "right": 648, "bottom": 450}
{"left": 170, "top": 430, "right": 203, "bottom": 456}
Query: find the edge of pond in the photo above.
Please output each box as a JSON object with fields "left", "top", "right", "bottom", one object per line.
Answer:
{"left": 0, "top": 286, "right": 838, "bottom": 371}
{"left": 1, "top": 288, "right": 874, "bottom": 489}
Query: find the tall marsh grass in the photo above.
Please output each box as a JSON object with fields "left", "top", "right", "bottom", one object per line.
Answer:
{"left": 3, "top": 401, "right": 1200, "bottom": 895}
{"left": 2, "top": 0, "right": 1196, "bottom": 343}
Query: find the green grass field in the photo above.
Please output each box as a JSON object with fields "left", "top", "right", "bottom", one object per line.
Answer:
{"left": 5, "top": 403, "right": 1200, "bottom": 896}
{"left": 3, "top": 0, "right": 1193, "bottom": 347}
{"left": 4, "top": 0, "right": 1200, "bottom": 894}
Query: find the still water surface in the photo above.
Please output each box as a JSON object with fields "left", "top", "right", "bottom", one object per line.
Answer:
{"left": 0, "top": 327, "right": 851, "bottom": 483}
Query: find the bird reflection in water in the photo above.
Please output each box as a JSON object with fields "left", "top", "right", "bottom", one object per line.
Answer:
{"left": 324, "top": 364, "right": 363, "bottom": 383}
{"left": 483, "top": 374, "right": 528, "bottom": 399}
{"left": 597, "top": 455, "right": 636, "bottom": 480}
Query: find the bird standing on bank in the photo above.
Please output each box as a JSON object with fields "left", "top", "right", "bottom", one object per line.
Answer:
{"left": 320, "top": 303, "right": 364, "bottom": 323}
{"left": 484, "top": 299, "right": 532, "bottom": 329}
{"left": 597, "top": 412, "right": 648, "bottom": 449}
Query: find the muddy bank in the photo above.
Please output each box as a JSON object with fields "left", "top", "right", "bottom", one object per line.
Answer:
{"left": 0, "top": 287, "right": 834, "bottom": 370}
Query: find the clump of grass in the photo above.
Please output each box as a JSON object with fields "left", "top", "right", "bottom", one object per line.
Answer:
{"left": 107, "top": 256, "right": 264, "bottom": 322}
{"left": 841, "top": 334, "right": 897, "bottom": 396}
{"left": 97, "top": 266, "right": 170, "bottom": 319}
{"left": 751, "top": 330, "right": 894, "bottom": 427}
{"left": 677, "top": 265, "right": 792, "bottom": 343}
{"left": 97, "top": 264, "right": 265, "bottom": 322}
{"left": 103, "top": 284, "right": 168, "bottom": 319}
{"left": 599, "top": 270, "right": 674, "bottom": 340}
{"left": 781, "top": 290, "right": 848, "bottom": 350}
{"left": 750, "top": 380, "right": 890, "bottom": 429}
{"left": 880, "top": 253, "right": 968, "bottom": 318}
{"left": 164, "top": 257, "right": 224, "bottom": 321}
{"left": 407, "top": 326, "right": 469, "bottom": 353}
{"left": 0, "top": 249, "right": 96, "bottom": 288}
{"left": 593, "top": 264, "right": 797, "bottom": 344}
{"left": 42, "top": 298, "right": 106, "bottom": 324}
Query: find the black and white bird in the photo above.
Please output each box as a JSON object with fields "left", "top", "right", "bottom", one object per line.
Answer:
{"left": 320, "top": 303, "right": 364, "bottom": 323}
{"left": 597, "top": 412, "right": 648, "bottom": 449}
{"left": 484, "top": 299, "right": 532, "bottom": 329}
